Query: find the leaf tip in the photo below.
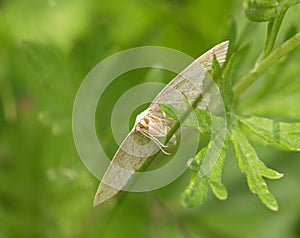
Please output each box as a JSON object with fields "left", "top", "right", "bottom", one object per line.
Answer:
{"left": 272, "top": 172, "right": 284, "bottom": 179}
{"left": 270, "top": 204, "right": 279, "bottom": 212}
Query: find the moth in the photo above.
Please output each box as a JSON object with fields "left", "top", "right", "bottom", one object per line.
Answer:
{"left": 94, "top": 41, "right": 229, "bottom": 206}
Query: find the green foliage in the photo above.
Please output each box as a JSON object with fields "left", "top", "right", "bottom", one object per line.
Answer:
{"left": 181, "top": 0, "right": 300, "bottom": 213}
{"left": 231, "top": 119, "right": 283, "bottom": 211}
{"left": 181, "top": 138, "right": 228, "bottom": 207}
{"left": 2, "top": 0, "right": 300, "bottom": 237}
{"left": 243, "top": 0, "right": 300, "bottom": 57}
{"left": 239, "top": 115, "right": 300, "bottom": 151}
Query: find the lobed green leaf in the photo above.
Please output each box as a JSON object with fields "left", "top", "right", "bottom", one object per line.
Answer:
{"left": 181, "top": 148, "right": 209, "bottom": 207}
{"left": 181, "top": 137, "right": 228, "bottom": 207}
{"left": 239, "top": 115, "right": 300, "bottom": 151}
{"left": 231, "top": 120, "right": 283, "bottom": 211}
{"left": 208, "top": 179, "right": 228, "bottom": 201}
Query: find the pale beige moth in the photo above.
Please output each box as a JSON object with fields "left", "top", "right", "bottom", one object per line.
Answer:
{"left": 94, "top": 41, "right": 229, "bottom": 206}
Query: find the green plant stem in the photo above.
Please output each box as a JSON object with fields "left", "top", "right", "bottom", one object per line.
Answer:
{"left": 264, "top": 9, "right": 287, "bottom": 58}
{"left": 233, "top": 32, "right": 300, "bottom": 98}
{"left": 264, "top": 0, "right": 300, "bottom": 58}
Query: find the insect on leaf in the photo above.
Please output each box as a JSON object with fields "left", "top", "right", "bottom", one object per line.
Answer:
{"left": 94, "top": 41, "right": 229, "bottom": 206}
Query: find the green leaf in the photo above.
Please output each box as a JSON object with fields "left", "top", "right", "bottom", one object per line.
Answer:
{"left": 239, "top": 115, "right": 300, "bottom": 151}
{"left": 181, "top": 137, "right": 228, "bottom": 207}
{"left": 211, "top": 54, "right": 222, "bottom": 83}
{"left": 211, "top": 50, "right": 233, "bottom": 110}
{"left": 181, "top": 177, "right": 209, "bottom": 208}
{"left": 208, "top": 179, "right": 228, "bottom": 201}
{"left": 231, "top": 120, "right": 283, "bottom": 211}
{"left": 219, "top": 52, "right": 235, "bottom": 110}
{"left": 194, "top": 109, "right": 212, "bottom": 133}
{"left": 207, "top": 137, "right": 228, "bottom": 200}
{"left": 247, "top": 174, "right": 279, "bottom": 210}
{"left": 181, "top": 148, "right": 209, "bottom": 207}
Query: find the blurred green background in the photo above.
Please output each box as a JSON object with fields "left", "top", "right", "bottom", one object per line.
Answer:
{"left": 1, "top": 0, "right": 300, "bottom": 237}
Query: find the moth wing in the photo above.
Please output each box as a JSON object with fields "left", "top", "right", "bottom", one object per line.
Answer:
{"left": 151, "top": 41, "right": 229, "bottom": 109}
{"left": 93, "top": 41, "right": 229, "bottom": 206}
{"left": 93, "top": 130, "right": 157, "bottom": 206}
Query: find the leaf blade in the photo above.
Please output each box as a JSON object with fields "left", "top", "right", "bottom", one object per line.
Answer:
{"left": 231, "top": 120, "right": 283, "bottom": 211}
{"left": 239, "top": 115, "right": 300, "bottom": 151}
{"left": 181, "top": 135, "right": 229, "bottom": 207}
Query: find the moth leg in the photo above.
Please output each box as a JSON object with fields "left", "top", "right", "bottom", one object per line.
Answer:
{"left": 138, "top": 129, "right": 170, "bottom": 155}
